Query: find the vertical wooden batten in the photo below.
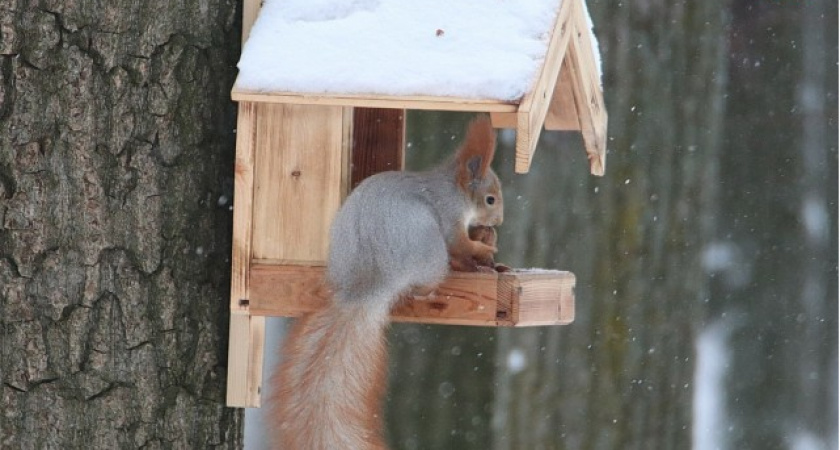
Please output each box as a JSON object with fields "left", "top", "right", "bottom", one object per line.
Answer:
{"left": 227, "top": 101, "right": 263, "bottom": 407}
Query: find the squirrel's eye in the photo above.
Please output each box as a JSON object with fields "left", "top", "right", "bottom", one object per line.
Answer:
{"left": 485, "top": 195, "right": 496, "bottom": 205}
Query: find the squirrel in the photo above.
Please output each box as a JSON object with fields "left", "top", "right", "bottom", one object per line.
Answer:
{"left": 268, "top": 116, "right": 504, "bottom": 449}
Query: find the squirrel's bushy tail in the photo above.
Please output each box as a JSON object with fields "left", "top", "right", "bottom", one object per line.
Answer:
{"left": 270, "top": 298, "right": 390, "bottom": 450}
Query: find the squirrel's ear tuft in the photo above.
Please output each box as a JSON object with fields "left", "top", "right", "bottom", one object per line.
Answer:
{"left": 456, "top": 115, "right": 497, "bottom": 189}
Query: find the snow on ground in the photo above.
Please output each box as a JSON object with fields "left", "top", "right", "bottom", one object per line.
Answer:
{"left": 692, "top": 321, "right": 732, "bottom": 450}
{"left": 236, "top": 0, "right": 568, "bottom": 101}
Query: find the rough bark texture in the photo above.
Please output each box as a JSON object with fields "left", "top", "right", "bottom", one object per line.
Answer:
{"left": 0, "top": 0, "right": 242, "bottom": 448}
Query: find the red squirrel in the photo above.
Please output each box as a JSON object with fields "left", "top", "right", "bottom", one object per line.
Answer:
{"left": 269, "top": 116, "right": 504, "bottom": 449}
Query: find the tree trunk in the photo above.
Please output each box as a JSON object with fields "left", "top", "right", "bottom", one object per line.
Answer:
{"left": 719, "top": 1, "right": 838, "bottom": 447}
{"left": 1, "top": 1, "right": 242, "bottom": 447}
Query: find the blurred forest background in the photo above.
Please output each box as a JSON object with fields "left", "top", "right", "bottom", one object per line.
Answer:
{"left": 1, "top": 0, "right": 836, "bottom": 449}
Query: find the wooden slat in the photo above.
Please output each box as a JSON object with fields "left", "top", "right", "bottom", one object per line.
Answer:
{"left": 250, "top": 104, "right": 350, "bottom": 264}
{"left": 514, "top": 0, "right": 575, "bottom": 173}
{"left": 248, "top": 264, "right": 574, "bottom": 327}
{"left": 226, "top": 314, "right": 266, "bottom": 407}
{"left": 545, "top": 59, "right": 581, "bottom": 131}
{"left": 351, "top": 108, "right": 406, "bottom": 188}
{"left": 230, "top": 102, "right": 257, "bottom": 307}
{"left": 226, "top": 101, "right": 264, "bottom": 408}
{"left": 242, "top": 0, "right": 261, "bottom": 45}
{"left": 490, "top": 112, "right": 517, "bottom": 129}
{"left": 567, "top": 0, "right": 608, "bottom": 175}
{"left": 232, "top": 88, "right": 519, "bottom": 113}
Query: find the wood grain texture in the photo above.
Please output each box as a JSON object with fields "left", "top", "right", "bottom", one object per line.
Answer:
{"left": 351, "top": 108, "right": 406, "bottom": 188}
{"left": 231, "top": 89, "right": 520, "bottom": 112}
{"left": 490, "top": 112, "right": 517, "bottom": 129}
{"left": 514, "top": 0, "right": 574, "bottom": 174}
{"left": 568, "top": 0, "right": 608, "bottom": 175}
{"left": 230, "top": 102, "right": 257, "bottom": 307}
{"left": 545, "top": 60, "right": 581, "bottom": 131}
{"left": 250, "top": 104, "right": 350, "bottom": 263}
{"left": 226, "top": 314, "right": 266, "bottom": 407}
{"left": 242, "top": 0, "right": 262, "bottom": 44}
{"left": 226, "top": 102, "right": 262, "bottom": 408}
{"left": 510, "top": 271, "right": 576, "bottom": 326}
{"left": 248, "top": 265, "right": 575, "bottom": 327}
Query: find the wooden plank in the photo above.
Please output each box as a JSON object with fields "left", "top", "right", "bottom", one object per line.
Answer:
{"left": 226, "top": 314, "right": 266, "bottom": 407}
{"left": 250, "top": 104, "right": 350, "bottom": 264}
{"left": 392, "top": 273, "right": 499, "bottom": 326}
{"left": 490, "top": 112, "right": 517, "bottom": 129}
{"left": 248, "top": 264, "right": 574, "bottom": 327}
{"left": 230, "top": 102, "right": 257, "bottom": 307}
{"left": 514, "top": 0, "right": 575, "bottom": 173}
{"left": 545, "top": 59, "right": 581, "bottom": 131}
{"left": 241, "top": 0, "right": 261, "bottom": 44}
{"left": 568, "top": 0, "right": 608, "bottom": 175}
{"left": 351, "top": 108, "right": 406, "bottom": 188}
{"left": 506, "top": 271, "right": 576, "bottom": 326}
{"left": 231, "top": 88, "right": 520, "bottom": 113}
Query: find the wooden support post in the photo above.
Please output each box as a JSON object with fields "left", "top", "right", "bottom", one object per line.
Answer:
{"left": 242, "top": 0, "right": 262, "bottom": 44}
{"left": 227, "top": 102, "right": 260, "bottom": 407}
{"left": 250, "top": 104, "right": 351, "bottom": 265}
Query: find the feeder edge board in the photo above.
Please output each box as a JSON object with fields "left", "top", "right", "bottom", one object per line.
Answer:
{"left": 247, "top": 265, "right": 575, "bottom": 327}
{"left": 512, "top": 0, "right": 574, "bottom": 174}
{"left": 568, "top": 0, "right": 608, "bottom": 176}
{"left": 232, "top": 89, "right": 520, "bottom": 113}
{"left": 227, "top": 101, "right": 263, "bottom": 407}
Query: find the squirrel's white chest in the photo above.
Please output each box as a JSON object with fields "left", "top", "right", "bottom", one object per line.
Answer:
{"left": 462, "top": 207, "right": 477, "bottom": 229}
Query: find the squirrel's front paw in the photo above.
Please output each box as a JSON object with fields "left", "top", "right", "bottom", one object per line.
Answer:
{"left": 450, "top": 255, "right": 480, "bottom": 272}
{"left": 472, "top": 245, "right": 497, "bottom": 269}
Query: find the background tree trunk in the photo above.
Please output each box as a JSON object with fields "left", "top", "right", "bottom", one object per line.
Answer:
{"left": 719, "top": 1, "right": 838, "bottom": 448}
{"left": 1, "top": 1, "right": 242, "bottom": 447}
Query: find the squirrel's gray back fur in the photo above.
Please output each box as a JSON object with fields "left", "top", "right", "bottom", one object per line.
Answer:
{"left": 327, "top": 159, "right": 468, "bottom": 305}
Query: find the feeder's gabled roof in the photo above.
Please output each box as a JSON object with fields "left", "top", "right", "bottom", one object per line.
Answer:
{"left": 236, "top": 0, "right": 562, "bottom": 101}
{"left": 233, "top": 0, "right": 607, "bottom": 175}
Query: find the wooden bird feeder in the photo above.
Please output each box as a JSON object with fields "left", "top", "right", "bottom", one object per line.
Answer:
{"left": 227, "top": 0, "right": 607, "bottom": 408}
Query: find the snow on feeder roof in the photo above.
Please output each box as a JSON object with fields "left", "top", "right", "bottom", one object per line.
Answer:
{"left": 232, "top": 0, "right": 607, "bottom": 174}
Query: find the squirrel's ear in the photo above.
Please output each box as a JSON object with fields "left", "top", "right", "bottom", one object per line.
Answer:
{"left": 456, "top": 115, "right": 496, "bottom": 188}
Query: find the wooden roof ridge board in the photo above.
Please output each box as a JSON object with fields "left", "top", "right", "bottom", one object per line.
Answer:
{"left": 232, "top": 0, "right": 607, "bottom": 175}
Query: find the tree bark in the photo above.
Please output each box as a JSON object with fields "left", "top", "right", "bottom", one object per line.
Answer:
{"left": 1, "top": 0, "right": 242, "bottom": 447}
